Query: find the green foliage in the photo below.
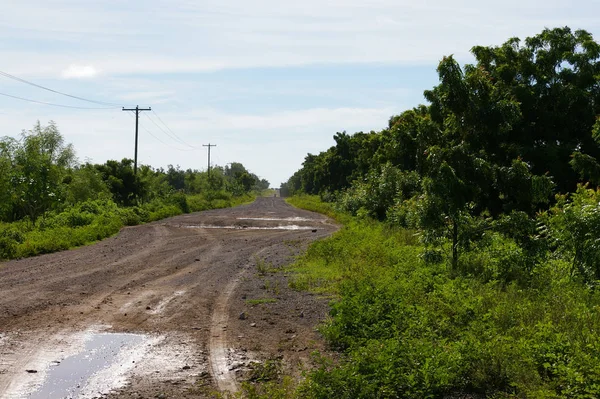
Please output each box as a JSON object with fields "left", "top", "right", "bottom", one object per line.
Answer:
{"left": 95, "top": 158, "right": 143, "bottom": 206}
{"left": 0, "top": 121, "right": 263, "bottom": 261}
{"left": 12, "top": 199, "right": 123, "bottom": 258}
{"left": 289, "top": 196, "right": 600, "bottom": 398}
{"left": 224, "top": 162, "right": 269, "bottom": 195}
{"left": 64, "top": 163, "right": 110, "bottom": 205}
{"left": 238, "top": 376, "right": 296, "bottom": 399}
{"left": 0, "top": 223, "right": 25, "bottom": 259}
{"left": 338, "top": 164, "right": 419, "bottom": 220}
{"left": 0, "top": 121, "right": 76, "bottom": 222}
{"left": 543, "top": 186, "right": 600, "bottom": 284}
{"left": 279, "top": 26, "right": 600, "bottom": 398}
{"left": 284, "top": 26, "right": 600, "bottom": 279}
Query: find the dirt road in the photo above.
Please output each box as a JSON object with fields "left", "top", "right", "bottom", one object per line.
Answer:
{"left": 0, "top": 198, "right": 337, "bottom": 398}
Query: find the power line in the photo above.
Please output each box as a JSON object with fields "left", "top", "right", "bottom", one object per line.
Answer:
{"left": 151, "top": 109, "right": 197, "bottom": 149}
{"left": 0, "top": 70, "right": 123, "bottom": 107}
{"left": 139, "top": 120, "right": 195, "bottom": 151}
{"left": 143, "top": 113, "right": 192, "bottom": 148}
{"left": 127, "top": 112, "right": 196, "bottom": 152}
{"left": 0, "top": 91, "right": 117, "bottom": 109}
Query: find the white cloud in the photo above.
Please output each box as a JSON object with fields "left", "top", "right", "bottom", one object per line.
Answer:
{"left": 3, "top": 0, "right": 599, "bottom": 77}
{"left": 62, "top": 65, "right": 100, "bottom": 79}
{"left": 2, "top": 0, "right": 600, "bottom": 185}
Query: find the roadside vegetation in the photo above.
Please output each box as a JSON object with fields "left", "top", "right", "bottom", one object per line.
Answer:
{"left": 260, "top": 27, "right": 600, "bottom": 398}
{"left": 0, "top": 121, "right": 268, "bottom": 260}
{"left": 286, "top": 196, "right": 600, "bottom": 398}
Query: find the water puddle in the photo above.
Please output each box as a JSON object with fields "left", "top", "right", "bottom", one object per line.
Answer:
{"left": 28, "top": 332, "right": 148, "bottom": 399}
{"left": 184, "top": 224, "right": 317, "bottom": 231}
{"left": 2, "top": 328, "right": 200, "bottom": 399}
{"left": 236, "top": 217, "right": 314, "bottom": 222}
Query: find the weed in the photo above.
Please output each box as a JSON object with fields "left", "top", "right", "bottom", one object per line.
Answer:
{"left": 272, "top": 280, "right": 281, "bottom": 295}
{"left": 256, "top": 258, "right": 271, "bottom": 276}
{"left": 248, "top": 359, "right": 282, "bottom": 383}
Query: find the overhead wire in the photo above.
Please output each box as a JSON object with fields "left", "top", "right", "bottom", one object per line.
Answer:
{"left": 0, "top": 69, "right": 198, "bottom": 154}
{"left": 150, "top": 109, "right": 197, "bottom": 149}
{"left": 140, "top": 123, "right": 196, "bottom": 152}
{"left": 127, "top": 112, "right": 195, "bottom": 152}
{"left": 0, "top": 70, "right": 124, "bottom": 107}
{"left": 0, "top": 91, "right": 118, "bottom": 109}
{"left": 143, "top": 113, "right": 198, "bottom": 150}
{"left": 143, "top": 113, "right": 183, "bottom": 144}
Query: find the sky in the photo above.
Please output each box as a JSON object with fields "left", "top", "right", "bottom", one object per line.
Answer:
{"left": 1, "top": 0, "right": 600, "bottom": 186}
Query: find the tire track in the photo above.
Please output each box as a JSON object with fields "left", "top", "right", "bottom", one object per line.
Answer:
{"left": 208, "top": 247, "right": 270, "bottom": 393}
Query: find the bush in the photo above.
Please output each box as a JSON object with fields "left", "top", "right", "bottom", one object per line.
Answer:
{"left": 289, "top": 195, "right": 600, "bottom": 398}
{"left": 118, "top": 207, "right": 142, "bottom": 226}
{"left": 167, "top": 191, "right": 190, "bottom": 213}
{"left": 148, "top": 205, "right": 182, "bottom": 222}
{"left": 0, "top": 223, "right": 25, "bottom": 259}
{"left": 338, "top": 165, "right": 420, "bottom": 221}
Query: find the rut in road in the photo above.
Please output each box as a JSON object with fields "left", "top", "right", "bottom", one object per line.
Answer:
{"left": 0, "top": 197, "right": 337, "bottom": 397}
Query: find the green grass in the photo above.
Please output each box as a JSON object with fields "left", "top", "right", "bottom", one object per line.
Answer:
{"left": 272, "top": 196, "right": 600, "bottom": 398}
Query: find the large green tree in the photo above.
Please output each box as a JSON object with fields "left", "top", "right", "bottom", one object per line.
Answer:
{"left": 472, "top": 27, "right": 600, "bottom": 193}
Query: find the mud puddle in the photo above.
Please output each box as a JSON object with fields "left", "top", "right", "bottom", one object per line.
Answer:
{"left": 2, "top": 327, "right": 200, "bottom": 399}
{"left": 29, "top": 332, "right": 147, "bottom": 399}
{"left": 184, "top": 224, "right": 318, "bottom": 231}
{"left": 236, "top": 217, "right": 314, "bottom": 222}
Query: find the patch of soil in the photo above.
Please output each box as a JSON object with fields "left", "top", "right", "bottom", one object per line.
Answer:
{"left": 0, "top": 198, "right": 337, "bottom": 398}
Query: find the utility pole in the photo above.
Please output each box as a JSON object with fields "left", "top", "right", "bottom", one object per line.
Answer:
{"left": 122, "top": 105, "right": 151, "bottom": 175}
{"left": 203, "top": 143, "right": 217, "bottom": 178}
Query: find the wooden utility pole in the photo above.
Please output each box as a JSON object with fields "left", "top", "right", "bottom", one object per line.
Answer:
{"left": 203, "top": 143, "right": 217, "bottom": 178}
{"left": 122, "top": 105, "right": 151, "bottom": 174}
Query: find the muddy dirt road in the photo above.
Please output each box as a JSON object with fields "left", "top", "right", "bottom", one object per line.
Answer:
{"left": 0, "top": 198, "right": 337, "bottom": 398}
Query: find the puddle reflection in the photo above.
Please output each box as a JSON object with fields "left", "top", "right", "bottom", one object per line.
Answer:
{"left": 29, "top": 333, "right": 146, "bottom": 399}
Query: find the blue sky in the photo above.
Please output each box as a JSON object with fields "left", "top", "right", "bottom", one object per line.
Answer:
{"left": 1, "top": 0, "right": 600, "bottom": 186}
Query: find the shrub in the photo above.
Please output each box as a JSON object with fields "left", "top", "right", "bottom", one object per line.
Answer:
{"left": 167, "top": 191, "right": 190, "bottom": 213}
{"left": 0, "top": 224, "right": 25, "bottom": 259}
{"left": 289, "top": 195, "right": 600, "bottom": 398}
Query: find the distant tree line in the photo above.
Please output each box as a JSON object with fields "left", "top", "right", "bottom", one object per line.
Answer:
{"left": 0, "top": 121, "right": 269, "bottom": 224}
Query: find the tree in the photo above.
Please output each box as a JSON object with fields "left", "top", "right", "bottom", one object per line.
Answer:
{"left": 166, "top": 164, "right": 186, "bottom": 191}
{"left": 95, "top": 159, "right": 143, "bottom": 206}
{"left": 8, "top": 121, "right": 76, "bottom": 222}
{"left": 419, "top": 55, "right": 552, "bottom": 268}
{"left": 64, "top": 163, "right": 110, "bottom": 204}
{"left": 471, "top": 27, "right": 600, "bottom": 193}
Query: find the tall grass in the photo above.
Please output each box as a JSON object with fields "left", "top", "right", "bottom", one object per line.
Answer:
{"left": 284, "top": 196, "right": 600, "bottom": 399}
